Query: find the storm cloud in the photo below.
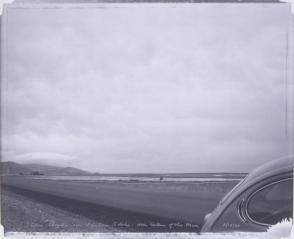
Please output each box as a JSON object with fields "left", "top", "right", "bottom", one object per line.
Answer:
{"left": 1, "top": 3, "right": 291, "bottom": 173}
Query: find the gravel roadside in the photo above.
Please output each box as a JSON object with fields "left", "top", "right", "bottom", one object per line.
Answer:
{"left": 1, "top": 189, "right": 117, "bottom": 232}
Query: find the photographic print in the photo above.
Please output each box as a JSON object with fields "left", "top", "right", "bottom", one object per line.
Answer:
{"left": 0, "top": 0, "right": 293, "bottom": 238}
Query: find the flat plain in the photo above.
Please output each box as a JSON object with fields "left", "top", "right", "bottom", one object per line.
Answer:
{"left": 1, "top": 176, "right": 240, "bottom": 232}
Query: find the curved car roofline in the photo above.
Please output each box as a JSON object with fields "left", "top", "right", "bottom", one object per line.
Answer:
{"left": 218, "top": 156, "right": 293, "bottom": 207}
{"left": 244, "top": 156, "right": 293, "bottom": 185}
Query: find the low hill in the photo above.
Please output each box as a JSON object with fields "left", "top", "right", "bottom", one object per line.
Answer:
{"left": 0, "top": 161, "right": 94, "bottom": 176}
{"left": 24, "top": 163, "right": 92, "bottom": 176}
{"left": 1, "top": 161, "right": 33, "bottom": 176}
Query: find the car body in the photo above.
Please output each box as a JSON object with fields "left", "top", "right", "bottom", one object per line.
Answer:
{"left": 201, "top": 156, "right": 293, "bottom": 232}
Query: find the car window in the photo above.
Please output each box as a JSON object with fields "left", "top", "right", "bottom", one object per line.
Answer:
{"left": 247, "top": 179, "right": 293, "bottom": 225}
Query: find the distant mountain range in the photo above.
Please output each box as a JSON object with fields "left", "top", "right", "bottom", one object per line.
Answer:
{"left": 0, "top": 161, "right": 96, "bottom": 176}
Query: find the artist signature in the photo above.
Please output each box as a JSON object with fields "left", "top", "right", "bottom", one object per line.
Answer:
{"left": 112, "top": 221, "right": 199, "bottom": 229}
{"left": 222, "top": 222, "right": 241, "bottom": 229}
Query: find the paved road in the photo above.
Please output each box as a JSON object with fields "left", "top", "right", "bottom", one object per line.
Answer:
{"left": 1, "top": 177, "right": 236, "bottom": 226}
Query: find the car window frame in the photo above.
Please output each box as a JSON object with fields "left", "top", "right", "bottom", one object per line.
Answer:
{"left": 244, "top": 177, "right": 293, "bottom": 227}
{"left": 208, "top": 172, "right": 293, "bottom": 232}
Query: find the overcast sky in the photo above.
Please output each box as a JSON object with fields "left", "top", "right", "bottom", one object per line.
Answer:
{"left": 2, "top": 3, "right": 291, "bottom": 173}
